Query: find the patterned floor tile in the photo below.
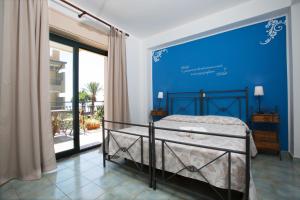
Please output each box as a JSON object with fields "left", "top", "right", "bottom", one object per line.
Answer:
{"left": 109, "top": 181, "right": 147, "bottom": 199}
{"left": 12, "top": 177, "right": 53, "bottom": 198}
{"left": 92, "top": 172, "right": 126, "bottom": 190}
{"left": 0, "top": 188, "right": 19, "bottom": 200}
{"left": 56, "top": 175, "right": 91, "bottom": 195}
{"left": 70, "top": 161, "right": 97, "bottom": 173}
{"left": 0, "top": 181, "right": 14, "bottom": 194}
{"left": 66, "top": 182, "right": 105, "bottom": 200}
{"left": 19, "top": 185, "right": 67, "bottom": 200}
{"left": 95, "top": 192, "right": 117, "bottom": 200}
{"left": 45, "top": 168, "right": 77, "bottom": 184}
{"left": 1, "top": 149, "right": 300, "bottom": 200}
{"left": 82, "top": 166, "right": 106, "bottom": 181}
{"left": 134, "top": 188, "right": 171, "bottom": 200}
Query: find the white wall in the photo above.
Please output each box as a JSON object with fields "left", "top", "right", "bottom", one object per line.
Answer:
{"left": 48, "top": 8, "right": 108, "bottom": 50}
{"left": 291, "top": 1, "right": 300, "bottom": 158}
{"left": 126, "top": 36, "right": 145, "bottom": 124}
{"left": 143, "top": 0, "right": 291, "bottom": 49}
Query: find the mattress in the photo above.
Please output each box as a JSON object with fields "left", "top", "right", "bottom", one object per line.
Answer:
{"left": 106, "top": 115, "right": 258, "bottom": 200}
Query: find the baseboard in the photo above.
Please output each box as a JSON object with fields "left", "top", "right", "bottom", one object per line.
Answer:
{"left": 280, "top": 151, "right": 291, "bottom": 160}
{"left": 292, "top": 155, "right": 300, "bottom": 162}
{"left": 282, "top": 151, "right": 300, "bottom": 161}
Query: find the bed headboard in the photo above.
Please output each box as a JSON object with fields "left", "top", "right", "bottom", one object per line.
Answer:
{"left": 165, "top": 87, "right": 249, "bottom": 122}
{"left": 166, "top": 92, "right": 201, "bottom": 116}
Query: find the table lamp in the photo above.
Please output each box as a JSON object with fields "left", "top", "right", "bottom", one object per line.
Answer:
{"left": 157, "top": 92, "right": 163, "bottom": 110}
{"left": 254, "top": 86, "right": 264, "bottom": 113}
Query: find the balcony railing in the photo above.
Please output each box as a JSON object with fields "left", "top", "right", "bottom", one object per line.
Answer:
{"left": 51, "top": 101, "right": 104, "bottom": 136}
{"left": 51, "top": 101, "right": 104, "bottom": 115}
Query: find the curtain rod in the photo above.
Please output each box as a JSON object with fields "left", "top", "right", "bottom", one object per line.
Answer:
{"left": 58, "top": 0, "right": 129, "bottom": 37}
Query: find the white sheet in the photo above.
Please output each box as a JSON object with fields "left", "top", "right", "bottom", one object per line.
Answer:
{"left": 107, "top": 115, "right": 257, "bottom": 200}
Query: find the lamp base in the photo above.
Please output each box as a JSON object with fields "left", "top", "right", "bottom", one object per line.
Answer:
{"left": 257, "top": 96, "right": 263, "bottom": 114}
{"left": 157, "top": 99, "right": 162, "bottom": 111}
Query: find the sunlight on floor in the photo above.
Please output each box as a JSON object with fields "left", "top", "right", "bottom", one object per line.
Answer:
{"left": 54, "top": 129, "right": 102, "bottom": 153}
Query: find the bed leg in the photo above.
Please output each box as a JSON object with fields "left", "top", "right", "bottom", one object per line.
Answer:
{"left": 141, "top": 136, "right": 144, "bottom": 172}
{"left": 228, "top": 152, "right": 231, "bottom": 200}
{"left": 102, "top": 118, "right": 106, "bottom": 168}
{"left": 152, "top": 123, "right": 156, "bottom": 190}
{"left": 162, "top": 140, "right": 165, "bottom": 181}
{"left": 245, "top": 131, "right": 250, "bottom": 200}
{"left": 148, "top": 122, "right": 152, "bottom": 188}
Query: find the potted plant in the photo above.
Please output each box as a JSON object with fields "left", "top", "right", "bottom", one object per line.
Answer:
{"left": 51, "top": 115, "right": 60, "bottom": 135}
{"left": 85, "top": 118, "right": 100, "bottom": 130}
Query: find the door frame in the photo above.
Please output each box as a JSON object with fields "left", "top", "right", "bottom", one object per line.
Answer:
{"left": 50, "top": 33, "right": 108, "bottom": 159}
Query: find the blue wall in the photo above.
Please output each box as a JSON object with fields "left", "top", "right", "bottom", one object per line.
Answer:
{"left": 152, "top": 17, "right": 288, "bottom": 150}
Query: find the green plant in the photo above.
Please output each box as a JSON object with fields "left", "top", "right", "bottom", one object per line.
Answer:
{"left": 86, "top": 82, "right": 102, "bottom": 114}
{"left": 95, "top": 105, "right": 104, "bottom": 120}
{"left": 51, "top": 115, "right": 61, "bottom": 135}
{"left": 79, "top": 90, "right": 90, "bottom": 106}
{"left": 78, "top": 90, "right": 90, "bottom": 133}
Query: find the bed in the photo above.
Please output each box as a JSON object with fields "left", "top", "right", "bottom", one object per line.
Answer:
{"left": 102, "top": 88, "right": 257, "bottom": 200}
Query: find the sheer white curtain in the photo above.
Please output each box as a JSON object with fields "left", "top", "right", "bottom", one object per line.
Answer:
{"left": 104, "top": 27, "right": 130, "bottom": 128}
{"left": 0, "top": 0, "right": 56, "bottom": 185}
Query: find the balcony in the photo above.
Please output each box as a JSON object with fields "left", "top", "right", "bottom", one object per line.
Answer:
{"left": 51, "top": 101, "right": 104, "bottom": 153}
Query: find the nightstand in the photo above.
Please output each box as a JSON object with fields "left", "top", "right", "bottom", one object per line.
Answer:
{"left": 251, "top": 113, "right": 281, "bottom": 159}
{"left": 151, "top": 110, "right": 167, "bottom": 121}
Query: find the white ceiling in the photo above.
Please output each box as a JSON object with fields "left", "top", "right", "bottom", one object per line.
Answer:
{"left": 52, "top": 0, "right": 251, "bottom": 38}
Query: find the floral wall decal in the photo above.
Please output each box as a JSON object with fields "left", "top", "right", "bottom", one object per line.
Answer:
{"left": 152, "top": 49, "right": 168, "bottom": 62}
{"left": 260, "top": 18, "right": 286, "bottom": 45}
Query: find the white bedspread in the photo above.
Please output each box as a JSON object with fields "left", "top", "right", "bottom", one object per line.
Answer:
{"left": 107, "top": 115, "right": 257, "bottom": 200}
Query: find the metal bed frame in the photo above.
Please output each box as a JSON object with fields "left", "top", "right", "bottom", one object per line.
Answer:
{"left": 166, "top": 87, "right": 249, "bottom": 123}
{"left": 151, "top": 125, "right": 251, "bottom": 200}
{"left": 102, "top": 88, "right": 251, "bottom": 200}
{"left": 101, "top": 120, "right": 153, "bottom": 187}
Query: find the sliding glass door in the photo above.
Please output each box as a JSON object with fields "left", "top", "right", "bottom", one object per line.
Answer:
{"left": 50, "top": 41, "right": 74, "bottom": 154}
{"left": 49, "top": 33, "right": 107, "bottom": 158}
{"left": 78, "top": 49, "right": 106, "bottom": 150}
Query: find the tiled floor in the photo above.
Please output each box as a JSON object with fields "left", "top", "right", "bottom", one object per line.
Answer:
{"left": 1, "top": 149, "right": 299, "bottom": 200}
{"left": 252, "top": 154, "right": 300, "bottom": 200}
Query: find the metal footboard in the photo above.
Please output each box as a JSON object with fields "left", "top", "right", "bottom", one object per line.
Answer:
{"left": 101, "top": 118, "right": 250, "bottom": 199}
{"left": 151, "top": 124, "right": 251, "bottom": 200}
{"left": 102, "top": 119, "right": 153, "bottom": 187}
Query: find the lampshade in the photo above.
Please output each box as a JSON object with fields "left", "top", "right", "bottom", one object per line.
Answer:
{"left": 254, "top": 86, "right": 264, "bottom": 96}
{"left": 158, "top": 92, "right": 164, "bottom": 99}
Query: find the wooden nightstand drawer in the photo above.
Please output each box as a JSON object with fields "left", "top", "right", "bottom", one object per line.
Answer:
{"left": 251, "top": 112, "right": 281, "bottom": 159}
{"left": 252, "top": 114, "right": 279, "bottom": 123}
{"left": 253, "top": 130, "right": 277, "bottom": 143}
{"left": 151, "top": 110, "right": 167, "bottom": 117}
{"left": 272, "top": 115, "right": 280, "bottom": 123}
{"left": 255, "top": 142, "right": 280, "bottom": 152}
